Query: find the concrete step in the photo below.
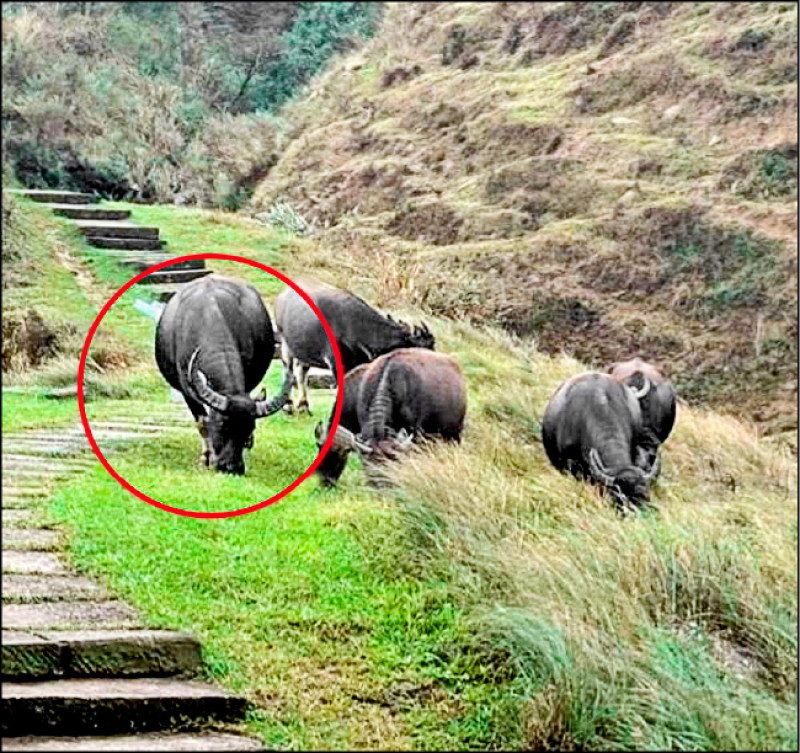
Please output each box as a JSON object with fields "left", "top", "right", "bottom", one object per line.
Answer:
{"left": 1, "top": 677, "right": 248, "bottom": 737}
{"left": 2, "top": 528, "right": 61, "bottom": 551}
{"left": 1, "top": 441, "right": 89, "bottom": 457}
{"left": 2, "top": 601, "right": 139, "bottom": 631}
{"left": 74, "top": 221, "right": 159, "bottom": 240}
{"left": 2, "top": 574, "right": 107, "bottom": 605}
{"left": 3, "top": 510, "right": 34, "bottom": 524}
{"left": 3, "top": 552, "right": 70, "bottom": 575}
{"left": 1, "top": 732, "right": 263, "bottom": 751}
{"left": 86, "top": 236, "right": 166, "bottom": 250}
{"left": 119, "top": 257, "right": 206, "bottom": 272}
{"left": 137, "top": 269, "right": 213, "bottom": 286}
{"left": 2, "top": 629, "right": 201, "bottom": 681}
{"left": 4, "top": 190, "right": 96, "bottom": 205}
{"left": 46, "top": 204, "right": 131, "bottom": 221}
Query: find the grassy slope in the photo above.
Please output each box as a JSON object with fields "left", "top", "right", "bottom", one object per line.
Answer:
{"left": 2, "top": 199, "right": 794, "bottom": 748}
{"left": 250, "top": 1, "right": 798, "bottom": 431}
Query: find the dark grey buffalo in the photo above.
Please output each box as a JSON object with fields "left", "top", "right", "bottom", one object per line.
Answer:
{"left": 541, "top": 372, "right": 661, "bottom": 506}
{"left": 275, "top": 279, "right": 435, "bottom": 414}
{"left": 314, "top": 348, "right": 467, "bottom": 486}
{"left": 608, "top": 358, "right": 676, "bottom": 469}
{"left": 155, "top": 275, "right": 292, "bottom": 475}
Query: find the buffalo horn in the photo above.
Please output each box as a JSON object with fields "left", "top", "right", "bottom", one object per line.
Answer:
{"left": 643, "top": 453, "right": 661, "bottom": 481}
{"left": 253, "top": 363, "right": 294, "bottom": 418}
{"left": 188, "top": 348, "right": 230, "bottom": 413}
{"left": 588, "top": 448, "right": 616, "bottom": 487}
{"left": 326, "top": 425, "right": 373, "bottom": 454}
{"left": 628, "top": 374, "right": 651, "bottom": 400}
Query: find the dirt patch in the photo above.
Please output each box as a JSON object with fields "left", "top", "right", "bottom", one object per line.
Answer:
{"left": 574, "top": 54, "right": 688, "bottom": 114}
{"left": 485, "top": 158, "right": 595, "bottom": 225}
{"left": 386, "top": 201, "right": 464, "bottom": 245}
{"left": 702, "top": 23, "right": 798, "bottom": 86}
{"left": 465, "top": 123, "right": 564, "bottom": 172}
{"left": 523, "top": 2, "right": 673, "bottom": 61}
{"left": 717, "top": 143, "right": 798, "bottom": 200}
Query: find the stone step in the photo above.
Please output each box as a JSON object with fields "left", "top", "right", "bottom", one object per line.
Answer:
{"left": 140, "top": 284, "right": 181, "bottom": 303}
{"left": 119, "top": 257, "right": 206, "bottom": 272}
{"left": 2, "top": 601, "right": 139, "bottom": 631}
{"left": 74, "top": 221, "right": 159, "bottom": 240}
{"left": 86, "top": 236, "right": 167, "bottom": 250}
{"left": 2, "top": 629, "right": 200, "bottom": 681}
{"left": 2, "top": 528, "right": 61, "bottom": 551}
{"left": 2, "top": 467, "right": 89, "bottom": 480}
{"left": 2, "top": 486, "right": 49, "bottom": 497}
{"left": 1, "top": 732, "right": 263, "bottom": 751}
{"left": 46, "top": 204, "right": 131, "bottom": 221}
{"left": 3, "top": 552, "right": 70, "bottom": 575}
{"left": 1, "top": 442, "right": 89, "bottom": 457}
{"left": 137, "top": 269, "right": 213, "bottom": 286}
{"left": 3, "top": 510, "right": 34, "bottom": 524}
{"left": 1, "top": 677, "right": 248, "bottom": 737}
{"left": 2, "top": 575, "right": 107, "bottom": 605}
{"left": 2, "top": 452, "right": 93, "bottom": 465}
{"left": 4, "top": 189, "right": 96, "bottom": 205}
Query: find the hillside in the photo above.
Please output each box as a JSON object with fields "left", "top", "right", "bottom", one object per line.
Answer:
{"left": 250, "top": 1, "right": 798, "bottom": 431}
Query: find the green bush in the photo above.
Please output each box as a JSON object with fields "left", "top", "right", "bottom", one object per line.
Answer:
{"left": 250, "top": 2, "right": 382, "bottom": 112}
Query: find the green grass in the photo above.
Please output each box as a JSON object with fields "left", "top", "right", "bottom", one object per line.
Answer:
{"left": 2, "top": 391, "right": 81, "bottom": 433}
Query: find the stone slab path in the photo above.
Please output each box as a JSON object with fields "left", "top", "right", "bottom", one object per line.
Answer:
{"left": 3, "top": 189, "right": 211, "bottom": 296}
{"left": 2, "top": 403, "right": 263, "bottom": 750}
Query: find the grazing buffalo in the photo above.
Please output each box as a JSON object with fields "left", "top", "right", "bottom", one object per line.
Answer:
{"left": 275, "top": 279, "right": 435, "bottom": 414}
{"left": 541, "top": 372, "right": 660, "bottom": 506}
{"left": 314, "top": 348, "right": 467, "bottom": 486}
{"left": 155, "top": 275, "right": 292, "bottom": 475}
{"left": 608, "top": 358, "right": 676, "bottom": 468}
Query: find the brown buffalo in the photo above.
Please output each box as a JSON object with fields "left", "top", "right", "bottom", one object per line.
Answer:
{"left": 314, "top": 348, "right": 467, "bottom": 486}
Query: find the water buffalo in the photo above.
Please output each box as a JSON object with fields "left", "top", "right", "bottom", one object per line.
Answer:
{"left": 608, "top": 358, "right": 676, "bottom": 469}
{"left": 155, "top": 275, "right": 292, "bottom": 474}
{"left": 275, "top": 279, "right": 435, "bottom": 414}
{"left": 541, "top": 372, "right": 661, "bottom": 506}
{"left": 314, "top": 348, "right": 467, "bottom": 486}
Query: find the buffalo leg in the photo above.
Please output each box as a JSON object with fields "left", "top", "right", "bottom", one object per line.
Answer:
{"left": 280, "top": 340, "right": 296, "bottom": 414}
{"left": 196, "top": 416, "right": 211, "bottom": 467}
{"left": 294, "top": 361, "right": 311, "bottom": 414}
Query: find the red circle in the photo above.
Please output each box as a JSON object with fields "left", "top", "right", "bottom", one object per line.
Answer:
{"left": 78, "top": 254, "right": 344, "bottom": 519}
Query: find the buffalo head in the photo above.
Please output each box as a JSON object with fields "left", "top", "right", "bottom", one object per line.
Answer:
{"left": 387, "top": 315, "right": 435, "bottom": 351}
{"left": 189, "top": 348, "right": 291, "bottom": 474}
{"left": 313, "top": 422, "right": 413, "bottom": 487}
{"left": 588, "top": 447, "right": 661, "bottom": 507}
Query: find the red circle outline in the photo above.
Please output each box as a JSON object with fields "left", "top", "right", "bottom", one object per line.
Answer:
{"left": 78, "top": 254, "right": 344, "bottom": 519}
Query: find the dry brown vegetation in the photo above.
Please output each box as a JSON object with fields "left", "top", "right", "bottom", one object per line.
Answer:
{"left": 250, "top": 1, "right": 798, "bottom": 431}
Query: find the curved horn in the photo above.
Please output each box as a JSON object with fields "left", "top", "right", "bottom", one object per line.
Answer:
{"left": 366, "top": 362, "right": 393, "bottom": 441}
{"left": 188, "top": 348, "right": 230, "bottom": 413}
{"left": 588, "top": 448, "right": 616, "bottom": 487}
{"left": 628, "top": 373, "right": 651, "bottom": 400}
{"left": 253, "top": 362, "right": 294, "bottom": 418}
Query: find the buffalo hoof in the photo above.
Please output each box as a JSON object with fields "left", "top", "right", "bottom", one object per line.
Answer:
{"left": 283, "top": 402, "right": 295, "bottom": 415}
{"left": 296, "top": 401, "right": 311, "bottom": 416}
{"left": 201, "top": 450, "right": 211, "bottom": 468}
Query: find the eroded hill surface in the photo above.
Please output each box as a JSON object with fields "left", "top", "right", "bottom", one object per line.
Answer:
{"left": 250, "top": 1, "right": 798, "bottom": 431}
